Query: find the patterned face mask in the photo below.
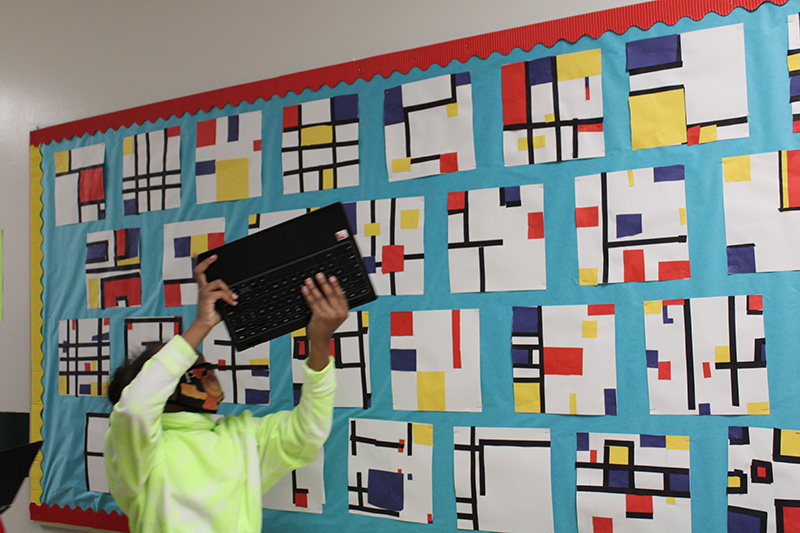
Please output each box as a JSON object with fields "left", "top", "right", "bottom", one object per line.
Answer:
{"left": 171, "top": 362, "right": 225, "bottom": 413}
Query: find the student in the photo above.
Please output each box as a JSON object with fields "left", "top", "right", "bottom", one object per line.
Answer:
{"left": 105, "top": 255, "right": 347, "bottom": 532}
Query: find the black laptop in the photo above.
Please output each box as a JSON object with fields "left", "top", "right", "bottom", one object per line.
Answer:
{"left": 0, "top": 441, "right": 42, "bottom": 514}
{"left": 198, "top": 202, "right": 377, "bottom": 351}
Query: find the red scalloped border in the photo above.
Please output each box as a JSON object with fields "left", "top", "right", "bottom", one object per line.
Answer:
{"left": 30, "top": 503, "right": 129, "bottom": 532}
{"left": 28, "top": 0, "right": 787, "bottom": 147}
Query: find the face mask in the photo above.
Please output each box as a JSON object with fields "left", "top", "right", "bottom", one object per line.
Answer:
{"left": 170, "top": 362, "right": 225, "bottom": 413}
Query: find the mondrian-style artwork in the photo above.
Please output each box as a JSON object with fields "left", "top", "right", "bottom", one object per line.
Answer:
{"left": 195, "top": 111, "right": 262, "bottom": 204}
{"left": 123, "top": 316, "right": 183, "bottom": 359}
{"left": 448, "top": 184, "right": 545, "bottom": 293}
{"left": 626, "top": 24, "right": 749, "bottom": 150}
{"left": 122, "top": 127, "right": 181, "bottom": 215}
{"left": 344, "top": 197, "right": 425, "bottom": 296}
{"left": 348, "top": 418, "right": 434, "bottom": 524}
{"left": 788, "top": 15, "right": 800, "bottom": 132}
{"left": 282, "top": 94, "right": 359, "bottom": 194}
{"left": 575, "top": 165, "right": 690, "bottom": 285}
{"left": 511, "top": 304, "right": 617, "bottom": 415}
{"left": 576, "top": 432, "right": 691, "bottom": 533}
{"left": 262, "top": 451, "right": 325, "bottom": 514}
{"left": 384, "top": 72, "right": 476, "bottom": 181}
{"left": 85, "top": 228, "right": 141, "bottom": 309}
{"left": 390, "top": 309, "right": 481, "bottom": 412}
{"left": 728, "top": 426, "right": 800, "bottom": 532}
{"left": 644, "top": 295, "right": 769, "bottom": 416}
{"left": 722, "top": 150, "right": 800, "bottom": 274}
{"left": 58, "top": 318, "right": 111, "bottom": 397}
{"left": 291, "top": 311, "right": 370, "bottom": 409}
{"left": 453, "top": 426, "right": 553, "bottom": 532}
{"left": 84, "top": 413, "right": 110, "bottom": 493}
{"left": 502, "top": 49, "right": 604, "bottom": 165}
{"left": 203, "top": 322, "right": 270, "bottom": 405}
{"left": 162, "top": 218, "right": 225, "bottom": 307}
{"left": 54, "top": 143, "right": 105, "bottom": 226}
{"left": 248, "top": 208, "right": 309, "bottom": 234}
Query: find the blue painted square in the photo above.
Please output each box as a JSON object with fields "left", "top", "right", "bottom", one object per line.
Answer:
{"left": 367, "top": 469, "right": 404, "bottom": 512}
{"left": 502, "top": 186, "right": 521, "bottom": 206}
{"left": 227, "top": 114, "right": 239, "bottom": 142}
{"left": 669, "top": 472, "right": 690, "bottom": 493}
{"left": 653, "top": 164, "right": 685, "bottom": 182}
{"left": 195, "top": 159, "right": 216, "bottom": 176}
{"left": 384, "top": 86, "right": 405, "bottom": 126}
{"left": 576, "top": 432, "right": 589, "bottom": 451}
{"left": 699, "top": 403, "right": 711, "bottom": 415}
{"left": 608, "top": 469, "right": 630, "bottom": 489}
{"left": 616, "top": 213, "right": 643, "bottom": 238}
{"left": 86, "top": 241, "right": 108, "bottom": 263}
{"left": 342, "top": 202, "right": 357, "bottom": 233}
{"left": 646, "top": 350, "right": 659, "bottom": 369}
{"left": 791, "top": 75, "right": 800, "bottom": 98}
{"left": 626, "top": 34, "right": 680, "bottom": 71}
{"left": 334, "top": 94, "right": 359, "bottom": 121}
{"left": 727, "top": 245, "right": 756, "bottom": 274}
{"left": 528, "top": 57, "right": 553, "bottom": 85}
{"left": 79, "top": 384, "right": 91, "bottom": 395}
{"left": 512, "top": 306, "right": 539, "bottom": 334}
{"left": 245, "top": 388, "right": 269, "bottom": 405}
{"left": 124, "top": 198, "right": 138, "bottom": 216}
{"left": 604, "top": 389, "right": 617, "bottom": 416}
{"left": 640, "top": 434, "right": 666, "bottom": 448}
{"left": 391, "top": 349, "right": 417, "bottom": 371}
{"left": 454, "top": 72, "right": 471, "bottom": 86}
{"left": 363, "top": 256, "right": 376, "bottom": 274}
{"left": 511, "top": 348, "right": 530, "bottom": 366}
{"left": 173, "top": 236, "right": 191, "bottom": 258}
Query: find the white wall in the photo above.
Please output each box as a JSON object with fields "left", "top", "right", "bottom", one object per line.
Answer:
{"left": 0, "top": 1, "right": 639, "bottom": 530}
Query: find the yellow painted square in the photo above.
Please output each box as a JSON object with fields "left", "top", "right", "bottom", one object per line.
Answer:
{"left": 518, "top": 137, "right": 528, "bottom": 152}
{"left": 788, "top": 53, "right": 800, "bottom": 71}
{"left": 250, "top": 358, "right": 270, "bottom": 366}
{"left": 300, "top": 125, "right": 333, "bottom": 146}
{"left": 629, "top": 89, "right": 688, "bottom": 150}
{"left": 666, "top": 435, "right": 690, "bottom": 450}
{"left": 513, "top": 382, "right": 541, "bottom": 413}
{"left": 780, "top": 429, "right": 800, "bottom": 456}
{"left": 413, "top": 423, "right": 434, "bottom": 446}
{"left": 783, "top": 151, "right": 790, "bottom": 210}
{"left": 556, "top": 48, "right": 602, "bottom": 81}
{"left": 667, "top": 497, "right": 676, "bottom": 505}
{"left": 447, "top": 102, "right": 459, "bottom": 117}
{"left": 644, "top": 300, "right": 662, "bottom": 314}
{"left": 679, "top": 208, "right": 687, "bottom": 226}
{"left": 545, "top": 113, "right": 555, "bottom": 123}
{"left": 291, "top": 328, "right": 307, "bottom": 337}
{"left": 90, "top": 382, "right": 101, "bottom": 396}
{"left": 190, "top": 234, "right": 209, "bottom": 256}
{"left": 117, "top": 257, "right": 140, "bottom": 267}
{"left": 569, "top": 392, "right": 577, "bottom": 415}
{"left": 392, "top": 158, "right": 411, "bottom": 173}
{"left": 722, "top": 155, "right": 751, "bottom": 182}
{"left": 699, "top": 124, "right": 718, "bottom": 144}
{"left": 54, "top": 151, "right": 70, "bottom": 174}
{"left": 715, "top": 346, "right": 730, "bottom": 363}
{"left": 628, "top": 169, "right": 635, "bottom": 187}
{"left": 747, "top": 401, "right": 770, "bottom": 415}
{"left": 101, "top": 381, "right": 109, "bottom": 397}
{"left": 533, "top": 135, "right": 547, "bottom": 149}
{"left": 248, "top": 214, "right": 259, "bottom": 225}
{"left": 417, "top": 371, "right": 446, "bottom": 411}
{"left": 59, "top": 375, "right": 68, "bottom": 395}
{"left": 400, "top": 209, "right": 420, "bottom": 229}
{"left": 579, "top": 268, "right": 598, "bottom": 286}
{"left": 216, "top": 157, "right": 249, "bottom": 201}
{"left": 322, "top": 168, "right": 334, "bottom": 190}
{"left": 123, "top": 136, "right": 134, "bottom": 156}
{"left": 582, "top": 320, "right": 598, "bottom": 338}
{"left": 360, "top": 311, "right": 369, "bottom": 327}
{"left": 364, "top": 223, "right": 381, "bottom": 237}
{"left": 727, "top": 476, "right": 741, "bottom": 488}
{"left": 608, "top": 445, "right": 629, "bottom": 465}
{"left": 87, "top": 278, "right": 100, "bottom": 309}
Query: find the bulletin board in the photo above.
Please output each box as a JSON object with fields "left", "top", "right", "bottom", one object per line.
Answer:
{"left": 28, "top": 1, "right": 800, "bottom": 531}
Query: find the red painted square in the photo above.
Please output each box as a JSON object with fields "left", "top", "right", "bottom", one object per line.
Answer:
{"left": 283, "top": 105, "right": 299, "bottom": 130}
{"left": 592, "top": 516, "right": 613, "bottom": 533}
{"left": 167, "top": 126, "right": 181, "bottom": 137}
{"left": 687, "top": 125, "right": 701, "bottom": 146}
{"left": 164, "top": 283, "right": 182, "bottom": 307}
{"left": 196, "top": 119, "right": 217, "bottom": 148}
{"left": 253, "top": 139, "right": 262, "bottom": 152}
{"left": 794, "top": 120, "right": 800, "bottom": 134}
{"left": 528, "top": 212, "right": 545, "bottom": 239}
{"left": 575, "top": 206, "right": 599, "bottom": 228}
{"left": 658, "top": 260, "right": 690, "bottom": 281}
{"left": 79, "top": 167, "right": 104, "bottom": 202}
{"left": 757, "top": 466, "right": 767, "bottom": 478}
{"left": 786, "top": 149, "right": 800, "bottom": 209}
{"left": 542, "top": 347, "right": 583, "bottom": 375}
{"left": 208, "top": 232, "right": 225, "bottom": 249}
{"left": 294, "top": 492, "right": 308, "bottom": 508}
{"left": 748, "top": 295, "right": 763, "bottom": 312}
{"left": 578, "top": 123, "right": 604, "bottom": 133}
{"left": 391, "top": 312, "right": 414, "bottom": 337}
{"left": 588, "top": 304, "right": 615, "bottom": 316}
{"left": 381, "top": 245, "right": 405, "bottom": 273}
{"left": 398, "top": 439, "right": 405, "bottom": 453}
{"left": 658, "top": 361, "right": 671, "bottom": 380}
{"left": 703, "top": 362, "right": 711, "bottom": 379}
{"left": 781, "top": 505, "right": 800, "bottom": 532}
{"left": 590, "top": 449, "right": 598, "bottom": 463}
{"left": 329, "top": 338, "right": 336, "bottom": 357}
{"left": 297, "top": 340, "right": 306, "bottom": 356}
{"left": 447, "top": 191, "right": 466, "bottom": 212}
{"left": 501, "top": 62, "right": 527, "bottom": 126}
{"left": 623, "top": 249, "right": 645, "bottom": 282}
{"left": 626, "top": 494, "right": 653, "bottom": 516}
{"left": 439, "top": 152, "right": 458, "bottom": 173}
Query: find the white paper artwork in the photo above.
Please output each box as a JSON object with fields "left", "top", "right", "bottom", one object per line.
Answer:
{"left": 390, "top": 309, "right": 481, "bottom": 412}
{"left": 262, "top": 451, "right": 325, "bottom": 514}
{"left": 643, "top": 295, "right": 769, "bottom": 416}
{"left": 54, "top": 143, "right": 105, "bottom": 226}
{"left": 85, "top": 413, "right": 110, "bottom": 493}
{"left": 203, "top": 322, "right": 271, "bottom": 405}
{"left": 448, "top": 184, "right": 545, "bottom": 293}
{"left": 453, "top": 426, "right": 553, "bottom": 533}
{"left": 384, "top": 72, "right": 476, "bottom": 181}
{"left": 348, "top": 418, "right": 434, "bottom": 524}
{"left": 162, "top": 218, "right": 225, "bottom": 307}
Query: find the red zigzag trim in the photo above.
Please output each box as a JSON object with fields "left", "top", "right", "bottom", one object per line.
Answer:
{"left": 30, "top": 503, "right": 129, "bottom": 532}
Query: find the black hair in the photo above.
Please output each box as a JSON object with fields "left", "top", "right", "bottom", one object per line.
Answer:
{"left": 107, "top": 343, "right": 165, "bottom": 405}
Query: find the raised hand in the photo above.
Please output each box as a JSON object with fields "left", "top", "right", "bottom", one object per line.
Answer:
{"left": 301, "top": 273, "right": 349, "bottom": 370}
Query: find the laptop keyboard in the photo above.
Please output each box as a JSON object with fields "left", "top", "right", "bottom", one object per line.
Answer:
{"left": 220, "top": 239, "right": 373, "bottom": 350}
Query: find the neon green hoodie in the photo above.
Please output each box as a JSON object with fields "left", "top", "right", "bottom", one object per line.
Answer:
{"left": 104, "top": 335, "right": 335, "bottom": 532}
